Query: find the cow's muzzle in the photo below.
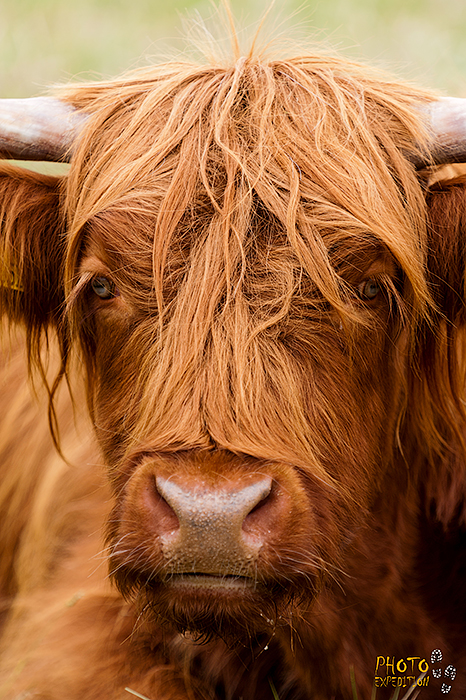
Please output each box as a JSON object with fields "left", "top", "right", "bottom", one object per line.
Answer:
{"left": 153, "top": 474, "right": 273, "bottom": 578}
{"left": 109, "top": 451, "right": 313, "bottom": 597}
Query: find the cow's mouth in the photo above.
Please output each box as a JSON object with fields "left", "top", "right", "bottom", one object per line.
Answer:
{"left": 133, "top": 572, "right": 280, "bottom": 644}
{"left": 165, "top": 573, "right": 256, "bottom": 590}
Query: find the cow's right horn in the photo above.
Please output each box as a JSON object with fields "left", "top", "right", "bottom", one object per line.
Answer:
{"left": 0, "top": 97, "right": 87, "bottom": 163}
{"left": 415, "top": 96, "right": 466, "bottom": 168}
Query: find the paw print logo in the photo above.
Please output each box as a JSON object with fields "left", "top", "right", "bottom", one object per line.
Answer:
{"left": 430, "top": 649, "right": 457, "bottom": 694}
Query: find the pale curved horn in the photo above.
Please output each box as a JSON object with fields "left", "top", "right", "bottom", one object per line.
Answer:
{"left": 0, "top": 97, "right": 87, "bottom": 162}
{"left": 415, "top": 96, "right": 466, "bottom": 169}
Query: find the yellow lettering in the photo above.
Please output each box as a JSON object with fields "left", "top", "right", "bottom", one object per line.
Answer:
{"left": 419, "top": 659, "right": 429, "bottom": 673}
{"left": 375, "top": 656, "right": 386, "bottom": 673}
{"left": 397, "top": 659, "right": 407, "bottom": 673}
{"left": 407, "top": 657, "right": 420, "bottom": 673}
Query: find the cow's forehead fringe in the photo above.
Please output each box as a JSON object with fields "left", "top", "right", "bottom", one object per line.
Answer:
{"left": 61, "top": 53, "right": 433, "bottom": 318}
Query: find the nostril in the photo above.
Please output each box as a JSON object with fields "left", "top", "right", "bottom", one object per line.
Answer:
{"left": 143, "top": 475, "right": 179, "bottom": 536}
{"left": 247, "top": 493, "right": 270, "bottom": 517}
{"left": 242, "top": 478, "right": 274, "bottom": 535}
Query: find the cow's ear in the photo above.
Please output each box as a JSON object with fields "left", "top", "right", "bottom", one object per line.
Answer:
{"left": 425, "top": 173, "right": 466, "bottom": 325}
{"left": 418, "top": 174, "right": 466, "bottom": 526}
{"left": 0, "top": 164, "right": 65, "bottom": 331}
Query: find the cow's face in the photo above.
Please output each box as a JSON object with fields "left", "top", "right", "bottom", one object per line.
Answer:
{"left": 59, "top": 60, "right": 430, "bottom": 642}
{"left": 2, "top": 58, "right": 437, "bottom": 642}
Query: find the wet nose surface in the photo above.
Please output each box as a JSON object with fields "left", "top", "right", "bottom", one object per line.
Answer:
{"left": 154, "top": 476, "right": 273, "bottom": 575}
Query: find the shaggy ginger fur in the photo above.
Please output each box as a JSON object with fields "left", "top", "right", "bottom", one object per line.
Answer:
{"left": 1, "top": 46, "right": 466, "bottom": 700}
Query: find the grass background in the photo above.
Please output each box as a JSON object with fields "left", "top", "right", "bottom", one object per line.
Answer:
{"left": 1, "top": 0, "right": 466, "bottom": 99}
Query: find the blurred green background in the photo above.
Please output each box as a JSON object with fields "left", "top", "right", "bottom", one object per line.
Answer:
{"left": 1, "top": 0, "right": 465, "bottom": 97}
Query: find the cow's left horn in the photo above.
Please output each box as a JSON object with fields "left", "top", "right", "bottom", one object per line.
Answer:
{"left": 416, "top": 97, "right": 466, "bottom": 168}
{"left": 0, "top": 97, "right": 87, "bottom": 162}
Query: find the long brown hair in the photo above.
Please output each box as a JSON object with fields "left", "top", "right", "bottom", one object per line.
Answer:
{"left": 3, "top": 47, "right": 466, "bottom": 523}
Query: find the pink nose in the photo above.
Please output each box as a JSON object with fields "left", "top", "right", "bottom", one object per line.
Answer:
{"left": 149, "top": 475, "right": 273, "bottom": 575}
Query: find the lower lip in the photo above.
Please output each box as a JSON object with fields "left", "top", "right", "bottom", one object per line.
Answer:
{"left": 166, "top": 574, "right": 254, "bottom": 590}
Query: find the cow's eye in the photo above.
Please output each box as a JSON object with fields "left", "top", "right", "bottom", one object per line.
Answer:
{"left": 358, "top": 278, "right": 381, "bottom": 301}
{"left": 91, "top": 276, "right": 117, "bottom": 300}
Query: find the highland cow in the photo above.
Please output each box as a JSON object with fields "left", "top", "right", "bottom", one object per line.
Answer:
{"left": 0, "top": 45, "right": 466, "bottom": 700}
